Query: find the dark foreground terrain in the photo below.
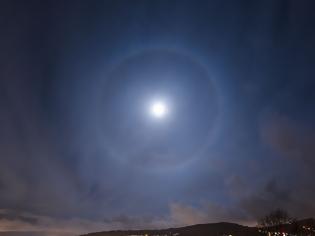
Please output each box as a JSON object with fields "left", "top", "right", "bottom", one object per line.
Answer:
{"left": 82, "top": 218, "right": 315, "bottom": 236}
{"left": 82, "top": 222, "right": 259, "bottom": 236}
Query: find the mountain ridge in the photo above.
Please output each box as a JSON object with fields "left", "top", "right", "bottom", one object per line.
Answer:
{"left": 81, "top": 218, "right": 315, "bottom": 236}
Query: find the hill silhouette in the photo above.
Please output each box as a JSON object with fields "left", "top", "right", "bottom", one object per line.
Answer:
{"left": 82, "top": 218, "right": 315, "bottom": 236}
{"left": 81, "top": 222, "right": 260, "bottom": 236}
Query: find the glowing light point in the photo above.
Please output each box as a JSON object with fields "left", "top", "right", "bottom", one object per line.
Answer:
{"left": 150, "top": 101, "right": 168, "bottom": 119}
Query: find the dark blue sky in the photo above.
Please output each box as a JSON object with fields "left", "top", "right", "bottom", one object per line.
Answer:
{"left": 1, "top": 1, "right": 315, "bottom": 235}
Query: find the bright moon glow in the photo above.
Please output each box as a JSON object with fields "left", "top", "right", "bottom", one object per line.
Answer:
{"left": 150, "top": 101, "right": 168, "bottom": 118}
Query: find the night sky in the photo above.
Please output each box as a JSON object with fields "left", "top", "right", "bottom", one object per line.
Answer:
{"left": 1, "top": 1, "right": 315, "bottom": 235}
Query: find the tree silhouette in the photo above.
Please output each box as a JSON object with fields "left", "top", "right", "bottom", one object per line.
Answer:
{"left": 258, "top": 209, "right": 293, "bottom": 227}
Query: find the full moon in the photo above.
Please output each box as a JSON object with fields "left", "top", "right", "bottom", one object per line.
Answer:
{"left": 150, "top": 101, "right": 168, "bottom": 118}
